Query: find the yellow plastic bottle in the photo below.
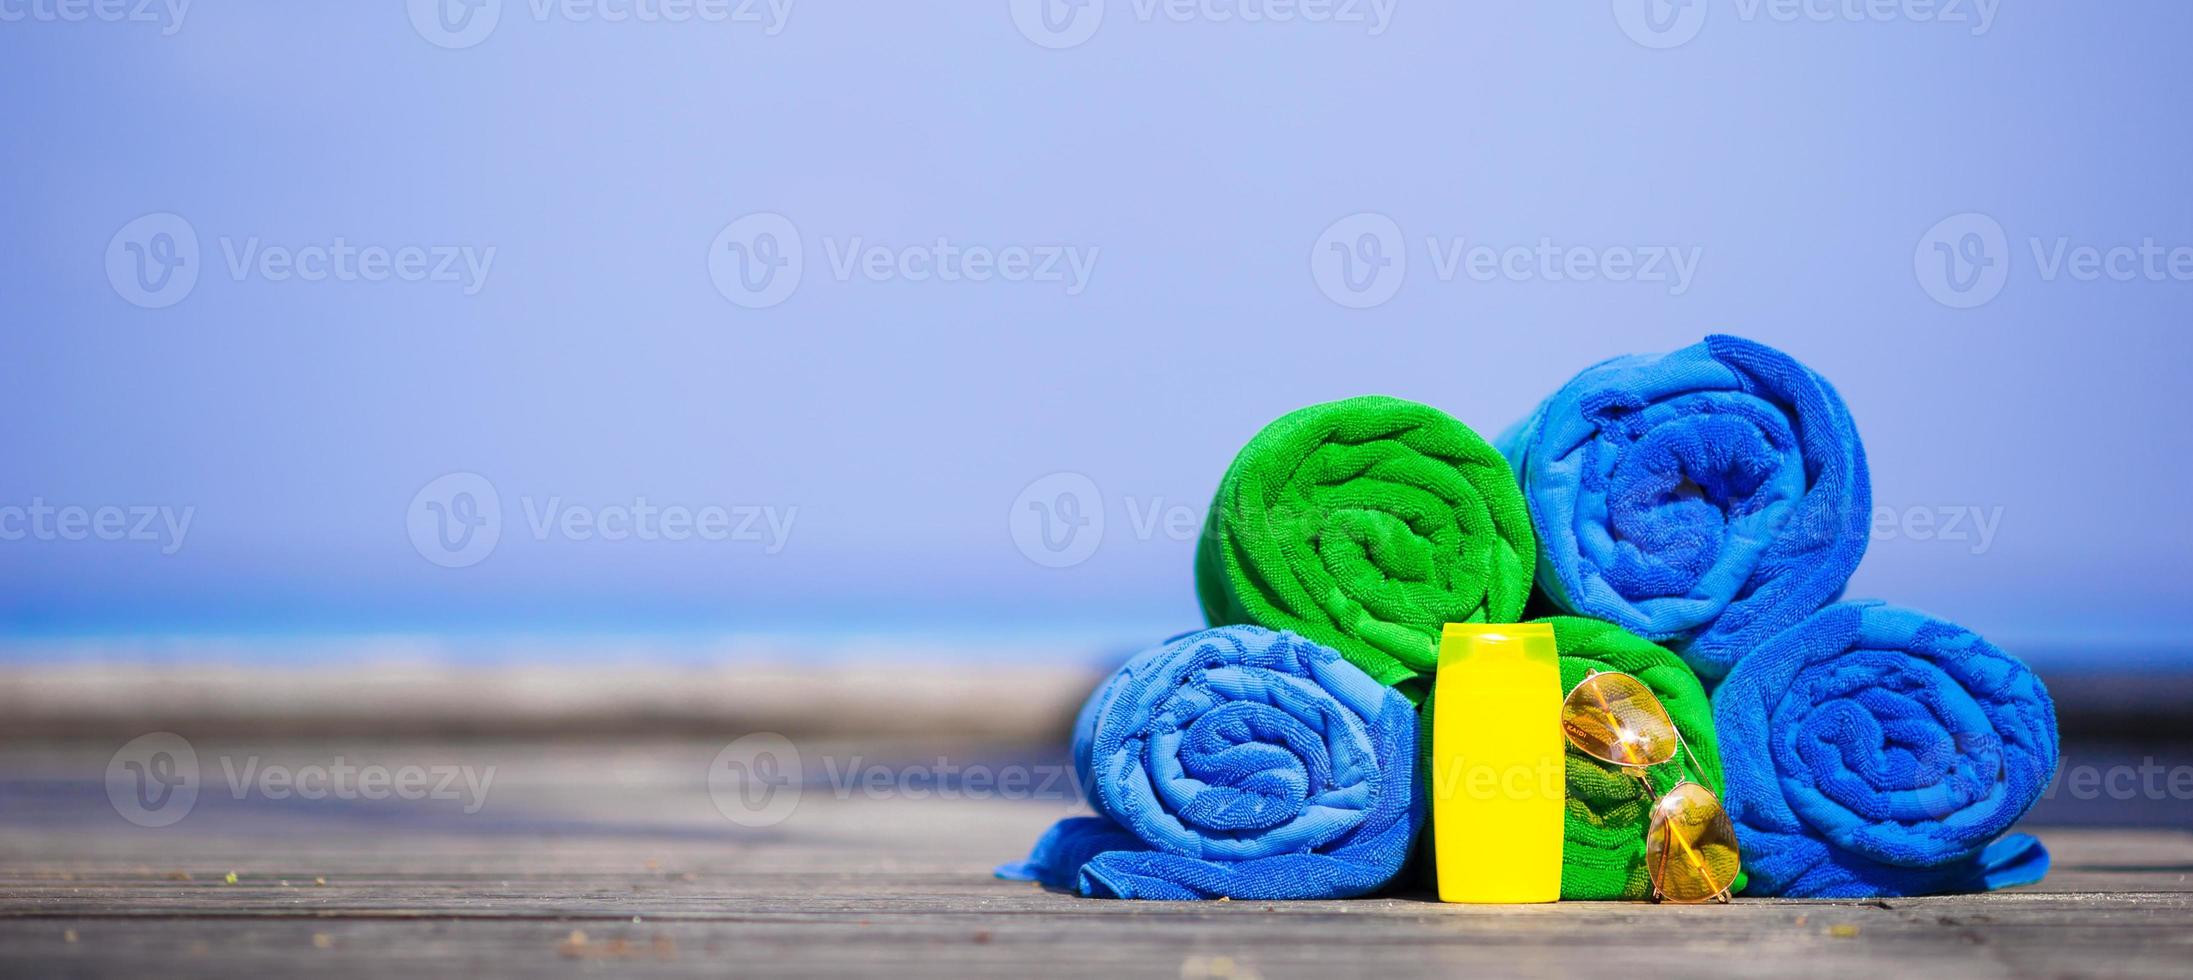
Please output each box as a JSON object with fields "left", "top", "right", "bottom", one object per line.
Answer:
{"left": 1431, "top": 622, "right": 1564, "bottom": 903}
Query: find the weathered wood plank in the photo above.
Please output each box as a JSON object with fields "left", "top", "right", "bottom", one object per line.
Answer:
{"left": 0, "top": 738, "right": 2187, "bottom": 978}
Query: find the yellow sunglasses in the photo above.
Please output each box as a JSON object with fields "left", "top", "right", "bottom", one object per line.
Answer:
{"left": 1560, "top": 669, "right": 1740, "bottom": 903}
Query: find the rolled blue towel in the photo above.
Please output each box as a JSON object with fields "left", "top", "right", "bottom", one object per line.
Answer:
{"left": 1498, "top": 335, "right": 1870, "bottom": 682}
{"left": 1713, "top": 602, "right": 2059, "bottom": 897}
{"left": 996, "top": 626, "right": 1420, "bottom": 899}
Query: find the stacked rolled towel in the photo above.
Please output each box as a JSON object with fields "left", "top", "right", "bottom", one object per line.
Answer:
{"left": 1418, "top": 616, "right": 1734, "bottom": 899}
{"left": 996, "top": 625, "right": 1421, "bottom": 899}
{"left": 1197, "top": 396, "right": 1536, "bottom": 699}
{"left": 1498, "top": 335, "right": 1870, "bottom": 683}
{"left": 1713, "top": 602, "right": 2059, "bottom": 897}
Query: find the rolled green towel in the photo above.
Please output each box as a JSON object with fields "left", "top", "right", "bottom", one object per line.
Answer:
{"left": 1416, "top": 616, "right": 1733, "bottom": 900}
{"left": 1196, "top": 396, "right": 1535, "bottom": 699}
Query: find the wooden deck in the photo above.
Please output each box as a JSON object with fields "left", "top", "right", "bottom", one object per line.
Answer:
{"left": 1, "top": 737, "right": 2187, "bottom": 978}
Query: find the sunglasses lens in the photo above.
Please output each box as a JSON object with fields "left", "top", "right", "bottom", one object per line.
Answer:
{"left": 1646, "top": 782, "right": 1741, "bottom": 903}
{"left": 1561, "top": 672, "right": 1679, "bottom": 768}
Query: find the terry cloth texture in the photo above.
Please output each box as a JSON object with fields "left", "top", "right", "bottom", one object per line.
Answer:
{"left": 1712, "top": 602, "right": 2059, "bottom": 897}
{"left": 1197, "top": 395, "right": 1535, "bottom": 700}
{"left": 1417, "top": 616, "right": 1734, "bottom": 899}
{"left": 1497, "top": 335, "right": 1870, "bottom": 683}
{"left": 996, "top": 626, "right": 1421, "bottom": 900}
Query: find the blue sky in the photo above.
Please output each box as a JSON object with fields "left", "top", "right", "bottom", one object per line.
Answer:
{"left": 4, "top": 1, "right": 2189, "bottom": 665}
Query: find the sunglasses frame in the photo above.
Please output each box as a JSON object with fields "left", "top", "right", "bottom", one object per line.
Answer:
{"left": 1564, "top": 669, "right": 1734, "bottom": 904}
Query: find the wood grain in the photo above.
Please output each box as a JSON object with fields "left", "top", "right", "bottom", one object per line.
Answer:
{"left": 0, "top": 738, "right": 2185, "bottom": 978}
